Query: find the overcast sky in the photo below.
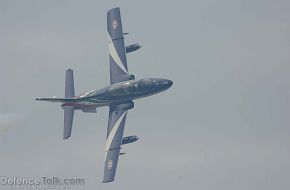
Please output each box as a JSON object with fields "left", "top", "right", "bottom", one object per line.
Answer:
{"left": 1, "top": 0, "right": 290, "bottom": 189}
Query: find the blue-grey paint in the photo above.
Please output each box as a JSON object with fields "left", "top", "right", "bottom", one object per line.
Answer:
{"left": 36, "top": 7, "right": 173, "bottom": 183}
{"left": 121, "top": 135, "right": 139, "bottom": 145}
{"left": 107, "top": 7, "right": 129, "bottom": 85}
{"left": 126, "top": 44, "right": 142, "bottom": 54}
{"left": 64, "top": 69, "right": 75, "bottom": 98}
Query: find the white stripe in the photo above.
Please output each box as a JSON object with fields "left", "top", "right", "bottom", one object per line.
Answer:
{"left": 105, "top": 111, "right": 127, "bottom": 159}
{"left": 107, "top": 32, "right": 128, "bottom": 74}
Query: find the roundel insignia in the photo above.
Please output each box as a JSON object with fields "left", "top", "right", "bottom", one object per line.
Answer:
{"left": 108, "top": 160, "right": 113, "bottom": 169}
{"left": 112, "top": 20, "right": 118, "bottom": 29}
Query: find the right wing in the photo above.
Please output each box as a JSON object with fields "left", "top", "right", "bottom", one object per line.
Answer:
{"left": 102, "top": 105, "right": 128, "bottom": 183}
{"left": 107, "top": 7, "right": 131, "bottom": 84}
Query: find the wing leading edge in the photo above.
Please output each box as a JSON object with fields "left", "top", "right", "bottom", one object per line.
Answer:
{"left": 103, "top": 106, "right": 128, "bottom": 183}
{"left": 107, "top": 7, "right": 131, "bottom": 84}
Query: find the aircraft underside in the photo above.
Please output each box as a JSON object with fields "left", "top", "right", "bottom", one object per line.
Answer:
{"left": 36, "top": 7, "right": 172, "bottom": 183}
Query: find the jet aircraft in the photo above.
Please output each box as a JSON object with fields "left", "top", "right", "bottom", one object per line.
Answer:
{"left": 36, "top": 7, "right": 173, "bottom": 183}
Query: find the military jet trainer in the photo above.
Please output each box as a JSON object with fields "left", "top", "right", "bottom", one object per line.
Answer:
{"left": 36, "top": 7, "right": 173, "bottom": 183}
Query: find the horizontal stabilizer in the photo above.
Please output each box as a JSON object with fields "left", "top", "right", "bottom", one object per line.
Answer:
{"left": 63, "top": 106, "right": 75, "bottom": 139}
{"left": 65, "top": 69, "right": 75, "bottom": 98}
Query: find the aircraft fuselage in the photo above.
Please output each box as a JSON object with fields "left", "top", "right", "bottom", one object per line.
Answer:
{"left": 61, "top": 78, "right": 173, "bottom": 108}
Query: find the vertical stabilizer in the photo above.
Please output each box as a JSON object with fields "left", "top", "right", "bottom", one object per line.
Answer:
{"left": 65, "top": 69, "right": 75, "bottom": 98}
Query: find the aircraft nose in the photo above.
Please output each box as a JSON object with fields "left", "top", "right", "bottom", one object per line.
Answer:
{"left": 167, "top": 80, "right": 173, "bottom": 87}
{"left": 162, "top": 79, "right": 173, "bottom": 88}
{"left": 155, "top": 79, "right": 173, "bottom": 89}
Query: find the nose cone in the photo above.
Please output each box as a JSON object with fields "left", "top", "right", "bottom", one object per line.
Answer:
{"left": 162, "top": 79, "right": 173, "bottom": 89}
{"left": 153, "top": 78, "right": 173, "bottom": 91}
{"left": 168, "top": 80, "right": 173, "bottom": 87}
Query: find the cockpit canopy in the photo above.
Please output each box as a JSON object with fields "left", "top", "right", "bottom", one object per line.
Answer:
{"left": 138, "top": 78, "right": 154, "bottom": 91}
{"left": 107, "top": 79, "right": 154, "bottom": 96}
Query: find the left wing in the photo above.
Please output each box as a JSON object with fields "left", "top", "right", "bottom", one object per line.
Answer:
{"left": 107, "top": 7, "right": 131, "bottom": 84}
{"left": 102, "top": 105, "right": 128, "bottom": 183}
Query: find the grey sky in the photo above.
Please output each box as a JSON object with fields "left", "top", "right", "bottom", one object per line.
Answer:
{"left": 1, "top": 0, "right": 290, "bottom": 189}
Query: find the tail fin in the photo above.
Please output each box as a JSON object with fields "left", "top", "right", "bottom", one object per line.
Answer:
{"left": 63, "top": 106, "right": 75, "bottom": 139}
{"left": 65, "top": 69, "right": 75, "bottom": 98}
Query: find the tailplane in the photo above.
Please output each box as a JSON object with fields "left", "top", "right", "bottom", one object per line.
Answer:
{"left": 62, "top": 106, "right": 75, "bottom": 139}
{"left": 36, "top": 69, "right": 97, "bottom": 140}
{"left": 65, "top": 69, "right": 75, "bottom": 98}
{"left": 35, "top": 69, "right": 76, "bottom": 103}
{"left": 62, "top": 69, "right": 76, "bottom": 139}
